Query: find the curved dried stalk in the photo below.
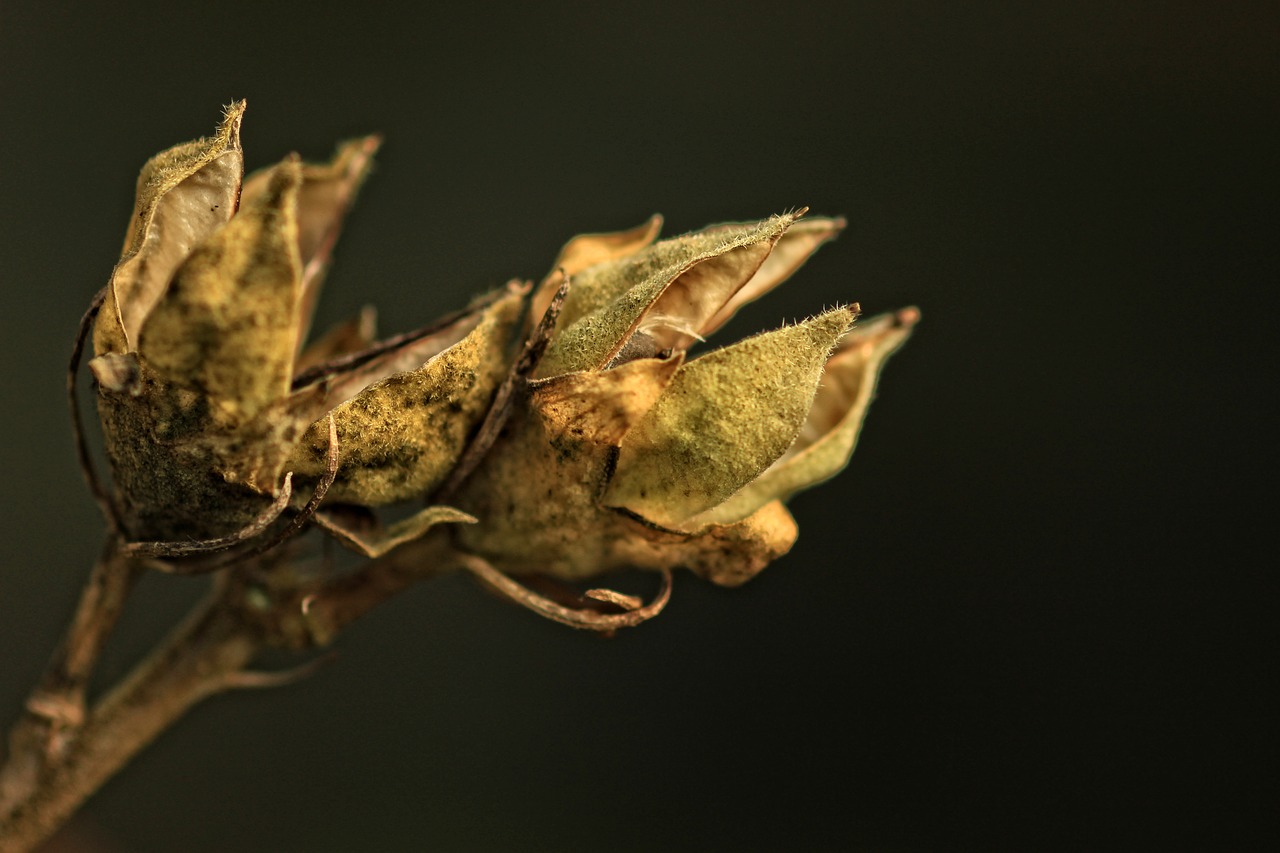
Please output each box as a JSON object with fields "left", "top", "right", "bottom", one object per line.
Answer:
{"left": 67, "top": 286, "right": 122, "bottom": 534}
{"left": 458, "top": 552, "right": 673, "bottom": 631}
{"left": 155, "top": 416, "right": 341, "bottom": 575}
{"left": 122, "top": 475, "right": 296, "bottom": 559}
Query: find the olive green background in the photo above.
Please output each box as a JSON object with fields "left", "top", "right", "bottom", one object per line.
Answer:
{"left": 0, "top": 2, "right": 1272, "bottom": 850}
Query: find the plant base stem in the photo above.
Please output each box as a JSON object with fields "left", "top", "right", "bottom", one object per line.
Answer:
{"left": 0, "top": 589, "right": 261, "bottom": 852}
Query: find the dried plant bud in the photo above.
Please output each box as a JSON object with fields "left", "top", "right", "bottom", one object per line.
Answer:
{"left": 451, "top": 212, "right": 918, "bottom": 586}
{"left": 87, "top": 105, "right": 518, "bottom": 545}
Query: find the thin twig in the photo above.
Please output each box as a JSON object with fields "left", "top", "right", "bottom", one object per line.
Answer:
{"left": 218, "top": 653, "right": 336, "bottom": 692}
{"left": 0, "top": 533, "right": 465, "bottom": 852}
{"left": 0, "top": 537, "right": 140, "bottom": 806}
{"left": 0, "top": 586, "right": 262, "bottom": 852}
{"left": 26, "top": 540, "right": 138, "bottom": 721}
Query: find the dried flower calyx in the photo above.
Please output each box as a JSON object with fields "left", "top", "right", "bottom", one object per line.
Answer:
{"left": 87, "top": 102, "right": 521, "bottom": 546}
{"left": 451, "top": 211, "right": 918, "bottom": 586}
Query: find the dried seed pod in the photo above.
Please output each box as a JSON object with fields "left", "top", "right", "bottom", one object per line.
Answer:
{"left": 452, "top": 212, "right": 917, "bottom": 586}
{"left": 87, "top": 105, "right": 518, "bottom": 546}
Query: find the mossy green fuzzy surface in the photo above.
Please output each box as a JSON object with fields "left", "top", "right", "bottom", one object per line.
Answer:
{"left": 138, "top": 159, "right": 304, "bottom": 425}
{"left": 92, "top": 359, "right": 308, "bottom": 541}
{"left": 603, "top": 306, "right": 855, "bottom": 529}
{"left": 286, "top": 291, "right": 522, "bottom": 506}
{"left": 692, "top": 308, "right": 919, "bottom": 526}
{"left": 451, "top": 406, "right": 798, "bottom": 584}
{"left": 535, "top": 215, "right": 795, "bottom": 376}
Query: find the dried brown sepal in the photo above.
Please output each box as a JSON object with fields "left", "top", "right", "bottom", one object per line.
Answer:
{"left": 529, "top": 354, "right": 683, "bottom": 446}
{"left": 609, "top": 499, "right": 800, "bottom": 587}
{"left": 603, "top": 306, "right": 856, "bottom": 529}
{"left": 94, "top": 101, "right": 246, "bottom": 357}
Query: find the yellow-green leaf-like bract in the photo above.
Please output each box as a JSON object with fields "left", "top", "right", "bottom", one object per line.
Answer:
{"left": 603, "top": 306, "right": 856, "bottom": 529}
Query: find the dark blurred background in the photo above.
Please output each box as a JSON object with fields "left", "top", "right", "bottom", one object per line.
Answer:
{"left": 1, "top": 2, "right": 1274, "bottom": 850}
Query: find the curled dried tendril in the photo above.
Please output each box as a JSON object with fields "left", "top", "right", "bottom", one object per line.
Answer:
{"left": 459, "top": 553, "right": 673, "bottom": 632}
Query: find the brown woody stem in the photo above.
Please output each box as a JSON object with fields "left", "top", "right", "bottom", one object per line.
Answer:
{"left": 0, "top": 532, "right": 461, "bottom": 852}
{"left": 0, "top": 583, "right": 261, "bottom": 852}
{"left": 0, "top": 537, "right": 140, "bottom": 816}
